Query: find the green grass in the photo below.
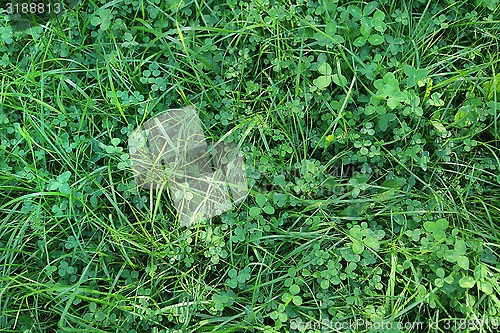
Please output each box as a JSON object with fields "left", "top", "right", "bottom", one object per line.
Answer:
{"left": 1, "top": 0, "right": 500, "bottom": 332}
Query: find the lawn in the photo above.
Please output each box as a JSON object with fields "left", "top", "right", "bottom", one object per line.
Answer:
{"left": 1, "top": 0, "right": 500, "bottom": 332}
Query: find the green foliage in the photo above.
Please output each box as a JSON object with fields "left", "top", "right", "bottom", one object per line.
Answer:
{"left": 90, "top": 9, "right": 114, "bottom": 31}
{"left": 1, "top": 0, "right": 500, "bottom": 331}
{"left": 47, "top": 171, "right": 72, "bottom": 194}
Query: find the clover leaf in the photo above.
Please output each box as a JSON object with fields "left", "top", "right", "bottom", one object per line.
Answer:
{"left": 65, "top": 236, "right": 78, "bottom": 250}
{"left": 312, "top": 62, "right": 346, "bottom": 90}
{"left": 454, "top": 105, "right": 478, "bottom": 127}
{"left": 312, "top": 62, "right": 333, "bottom": 90}
{"left": 404, "top": 64, "right": 429, "bottom": 88}
{"left": 444, "top": 239, "right": 469, "bottom": 270}
{"left": 377, "top": 113, "right": 397, "bottom": 131}
{"left": 423, "top": 218, "right": 449, "bottom": 241}
{"left": 371, "top": 9, "right": 387, "bottom": 32}
{"left": 325, "top": 21, "right": 337, "bottom": 36}
{"left": 104, "top": 138, "right": 123, "bottom": 154}
{"left": 252, "top": 194, "right": 275, "bottom": 215}
{"left": 226, "top": 267, "right": 251, "bottom": 289}
{"left": 47, "top": 171, "right": 72, "bottom": 194}
{"left": 459, "top": 276, "right": 476, "bottom": 289}
{"left": 314, "top": 21, "right": 344, "bottom": 47}
{"left": 318, "top": 62, "right": 333, "bottom": 76}
{"left": 427, "top": 92, "right": 444, "bottom": 107}
{"left": 368, "top": 34, "right": 385, "bottom": 45}
{"left": 249, "top": 206, "right": 261, "bottom": 217}
{"left": 374, "top": 72, "right": 408, "bottom": 109}
{"left": 91, "top": 9, "right": 113, "bottom": 31}
{"left": 0, "top": 26, "right": 13, "bottom": 44}
{"left": 313, "top": 76, "right": 331, "bottom": 90}
{"left": 212, "top": 294, "right": 228, "bottom": 311}
{"left": 58, "top": 260, "right": 76, "bottom": 277}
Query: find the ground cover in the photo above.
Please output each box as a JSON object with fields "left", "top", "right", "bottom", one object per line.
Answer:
{"left": 1, "top": 0, "right": 500, "bottom": 332}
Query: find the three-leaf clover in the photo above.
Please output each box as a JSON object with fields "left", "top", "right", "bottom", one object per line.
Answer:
{"left": 227, "top": 267, "right": 251, "bottom": 288}
{"left": 47, "top": 171, "right": 72, "bottom": 194}
{"left": 314, "top": 21, "right": 344, "bottom": 47}
{"left": 122, "top": 32, "right": 139, "bottom": 48}
{"left": 353, "top": 5, "right": 386, "bottom": 46}
{"left": 83, "top": 302, "right": 106, "bottom": 322}
{"left": 313, "top": 62, "right": 333, "bottom": 90}
{"left": 444, "top": 239, "right": 469, "bottom": 270}
{"left": 105, "top": 138, "right": 123, "bottom": 154}
{"left": 65, "top": 236, "right": 78, "bottom": 250}
{"left": 212, "top": 293, "right": 231, "bottom": 311}
{"left": 404, "top": 64, "right": 429, "bottom": 88}
{"left": 374, "top": 72, "right": 408, "bottom": 109}
{"left": 377, "top": 113, "right": 397, "bottom": 131}
{"left": 427, "top": 92, "right": 444, "bottom": 107}
{"left": 454, "top": 105, "right": 478, "bottom": 127}
{"left": 0, "top": 26, "right": 13, "bottom": 44}
{"left": 58, "top": 260, "right": 76, "bottom": 277}
{"left": 423, "top": 218, "right": 448, "bottom": 241}
{"left": 250, "top": 193, "right": 275, "bottom": 217}
{"left": 312, "top": 62, "right": 347, "bottom": 91}
{"left": 91, "top": 9, "right": 113, "bottom": 31}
